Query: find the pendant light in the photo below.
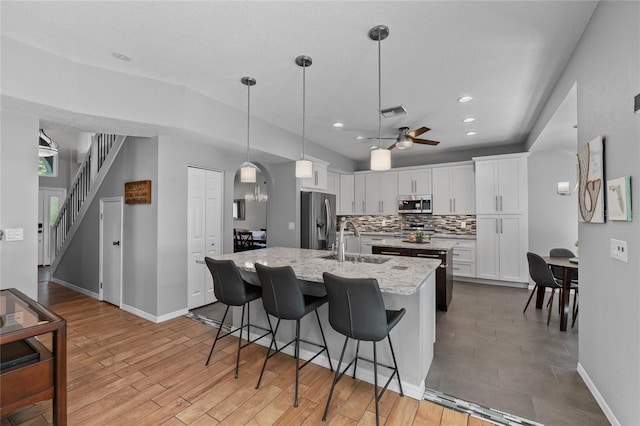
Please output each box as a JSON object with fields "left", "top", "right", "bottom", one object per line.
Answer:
{"left": 295, "top": 55, "right": 313, "bottom": 178}
{"left": 39, "top": 129, "right": 59, "bottom": 157}
{"left": 240, "top": 76, "right": 257, "bottom": 183}
{"left": 369, "top": 25, "right": 391, "bottom": 171}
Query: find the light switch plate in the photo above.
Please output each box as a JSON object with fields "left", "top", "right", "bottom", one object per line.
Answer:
{"left": 288, "top": 222, "right": 295, "bottom": 231}
{"left": 610, "top": 238, "right": 628, "bottom": 262}
{"left": 5, "top": 228, "right": 24, "bottom": 241}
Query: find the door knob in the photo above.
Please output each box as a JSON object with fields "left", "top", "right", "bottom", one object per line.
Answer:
{"left": 113, "top": 241, "right": 120, "bottom": 246}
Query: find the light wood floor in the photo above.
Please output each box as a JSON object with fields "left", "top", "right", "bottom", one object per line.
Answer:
{"left": 1, "top": 282, "right": 493, "bottom": 426}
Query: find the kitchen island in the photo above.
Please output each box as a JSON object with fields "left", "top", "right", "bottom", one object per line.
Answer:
{"left": 211, "top": 247, "right": 439, "bottom": 400}
{"left": 370, "top": 239, "right": 455, "bottom": 311}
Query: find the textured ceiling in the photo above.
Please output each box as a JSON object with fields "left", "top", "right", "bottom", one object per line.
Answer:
{"left": 1, "top": 1, "right": 596, "bottom": 163}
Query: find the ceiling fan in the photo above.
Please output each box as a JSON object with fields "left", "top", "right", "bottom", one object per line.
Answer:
{"left": 365, "top": 126, "right": 440, "bottom": 150}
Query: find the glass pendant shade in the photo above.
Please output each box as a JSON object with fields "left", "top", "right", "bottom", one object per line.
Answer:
{"left": 370, "top": 148, "right": 391, "bottom": 171}
{"left": 295, "top": 159, "right": 313, "bottom": 178}
{"left": 395, "top": 136, "right": 413, "bottom": 150}
{"left": 240, "top": 162, "right": 257, "bottom": 183}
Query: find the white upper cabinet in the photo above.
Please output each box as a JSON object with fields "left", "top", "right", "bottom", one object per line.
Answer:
{"left": 300, "top": 159, "right": 328, "bottom": 191}
{"left": 326, "top": 171, "right": 337, "bottom": 195}
{"left": 365, "top": 172, "right": 398, "bottom": 214}
{"left": 397, "top": 168, "right": 432, "bottom": 195}
{"left": 432, "top": 165, "right": 475, "bottom": 215}
{"left": 354, "top": 174, "right": 367, "bottom": 214}
{"left": 338, "top": 174, "right": 355, "bottom": 215}
{"left": 474, "top": 153, "right": 529, "bottom": 215}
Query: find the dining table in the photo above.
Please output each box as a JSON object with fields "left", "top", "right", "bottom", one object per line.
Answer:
{"left": 540, "top": 256, "right": 579, "bottom": 331}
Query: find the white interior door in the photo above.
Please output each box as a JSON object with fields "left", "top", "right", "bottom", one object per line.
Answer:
{"left": 188, "top": 167, "right": 223, "bottom": 309}
{"left": 38, "top": 188, "right": 66, "bottom": 266}
{"left": 101, "top": 198, "right": 123, "bottom": 307}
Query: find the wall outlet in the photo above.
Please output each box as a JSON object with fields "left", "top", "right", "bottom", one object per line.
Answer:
{"left": 610, "top": 238, "right": 628, "bottom": 262}
{"left": 381, "top": 220, "right": 386, "bottom": 227}
{"left": 460, "top": 221, "right": 466, "bottom": 229}
{"left": 5, "top": 228, "right": 24, "bottom": 241}
{"left": 288, "top": 222, "right": 295, "bottom": 231}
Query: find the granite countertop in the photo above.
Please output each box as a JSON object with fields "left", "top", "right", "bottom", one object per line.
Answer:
{"left": 367, "top": 238, "right": 456, "bottom": 251}
{"left": 431, "top": 233, "right": 476, "bottom": 240}
{"left": 212, "top": 247, "right": 439, "bottom": 296}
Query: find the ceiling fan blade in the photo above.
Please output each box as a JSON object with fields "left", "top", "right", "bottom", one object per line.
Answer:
{"left": 364, "top": 136, "right": 396, "bottom": 140}
{"left": 408, "top": 127, "right": 430, "bottom": 138}
{"left": 387, "top": 142, "right": 397, "bottom": 150}
{"left": 412, "top": 138, "right": 440, "bottom": 146}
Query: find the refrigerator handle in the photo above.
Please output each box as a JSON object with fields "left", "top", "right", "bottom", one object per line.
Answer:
{"left": 324, "top": 198, "right": 331, "bottom": 240}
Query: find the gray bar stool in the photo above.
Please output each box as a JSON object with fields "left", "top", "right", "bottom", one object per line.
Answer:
{"left": 321, "top": 272, "right": 405, "bottom": 426}
{"left": 204, "top": 258, "right": 274, "bottom": 378}
{"left": 254, "top": 263, "right": 333, "bottom": 407}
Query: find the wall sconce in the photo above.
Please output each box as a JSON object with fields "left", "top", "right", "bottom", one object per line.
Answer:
{"left": 557, "top": 181, "right": 577, "bottom": 196}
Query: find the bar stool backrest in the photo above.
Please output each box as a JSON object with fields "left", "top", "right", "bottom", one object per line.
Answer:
{"left": 323, "top": 272, "right": 388, "bottom": 342}
{"left": 255, "top": 264, "right": 305, "bottom": 320}
{"left": 204, "top": 258, "right": 249, "bottom": 306}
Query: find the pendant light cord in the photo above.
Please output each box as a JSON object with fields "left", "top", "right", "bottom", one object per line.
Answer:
{"left": 246, "top": 83, "right": 251, "bottom": 164}
{"left": 302, "top": 63, "right": 306, "bottom": 159}
{"left": 377, "top": 35, "right": 382, "bottom": 149}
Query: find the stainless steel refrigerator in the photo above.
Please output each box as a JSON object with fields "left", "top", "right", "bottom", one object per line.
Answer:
{"left": 301, "top": 191, "right": 336, "bottom": 250}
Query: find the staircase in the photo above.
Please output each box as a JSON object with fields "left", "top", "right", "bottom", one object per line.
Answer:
{"left": 50, "top": 133, "right": 126, "bottom": 272}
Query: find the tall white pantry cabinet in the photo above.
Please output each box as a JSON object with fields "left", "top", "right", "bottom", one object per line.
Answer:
{"left": 473, "top": 153, "right": 529, "bottom": 284}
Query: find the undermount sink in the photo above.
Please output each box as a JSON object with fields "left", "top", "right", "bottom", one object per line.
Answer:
{"left": 320, "top": 254, "right": 390, "bottom": 264}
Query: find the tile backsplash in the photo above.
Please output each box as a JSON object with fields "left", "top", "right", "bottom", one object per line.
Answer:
{"left": 337, "top": 214, "right": 476, "bottom": 235}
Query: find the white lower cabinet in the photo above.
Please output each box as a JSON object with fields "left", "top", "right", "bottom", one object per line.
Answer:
{"left": 476, "top": 215, "right": 528, "bottom": 283}
{"left": 431, "top": 238, "right": 476, "bottom": 278}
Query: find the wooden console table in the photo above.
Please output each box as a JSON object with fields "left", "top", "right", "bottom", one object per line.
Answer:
{"left": 0, "top": 288, "right": 66, "bottom": 424}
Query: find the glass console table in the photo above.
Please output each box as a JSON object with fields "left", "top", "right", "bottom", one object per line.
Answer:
{"left": 0, "top": 288, "right": 66, "bottom": 424}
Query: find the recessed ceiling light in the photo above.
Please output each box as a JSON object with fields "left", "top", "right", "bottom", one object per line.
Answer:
{"left": 112, "top": 52, "right": 131, "bottom": 62}
{"left": 333, "top": 122, "right": 344, "bottom": 128}
{"left": 355, "top": 136, "right": 365, "bottom": 140}
{"left": 462, "top": 117, "right": 476, "bottom": 123}
{"left": 457, "top": 96, "right": 474, "bottom": 103}
{"left": 465, "top": 130, "right": 477, "bottom": 136}
{"left": 369, "top": 145, "right": 378, "bottom": 150}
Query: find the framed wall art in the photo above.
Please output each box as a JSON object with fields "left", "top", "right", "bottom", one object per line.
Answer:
{"left": 607, "top": 176, "right": 632, "bottom": 221}
{"left": 577, "top": 136, "right": 605, "bottom": 223}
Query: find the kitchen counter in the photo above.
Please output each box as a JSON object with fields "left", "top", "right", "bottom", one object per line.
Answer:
{"left": 365, "top": 238, "right": 456, "bottom": 251}
{"left": 209, "top": 246, "right": 437, "bottom": 400}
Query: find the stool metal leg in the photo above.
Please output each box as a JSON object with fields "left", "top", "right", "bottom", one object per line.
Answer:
{"left": 388, "top": 334, "right": 404, "bottom": 396}
{"left": 373, "top": 341, "right": 379, "bottom": 426}
{"left": 294, "top": 319, "right": 301, "bottom": 407}
{"left": 256, "top": 318, "right": 280, "bottom": 390}
{"left": 352, "top": 340, "right": 360, "bottom": 379}
{"left": 323, "top": 336, "right": 349, "bottom": 422}
{"left": 315, "top": 310, "right": 333, "bottom": 371}
{"left": 205, "top": 305, "right": 230, "bottom": 366}
{"left": 234, "top": 303, "right": 246, "bottom": 379}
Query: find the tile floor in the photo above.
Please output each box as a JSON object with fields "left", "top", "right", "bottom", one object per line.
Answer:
{"left": 426, "top": 281, "right": 609, "bottom": 426}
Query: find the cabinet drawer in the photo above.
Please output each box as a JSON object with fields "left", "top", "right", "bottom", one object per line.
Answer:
{"left": 372, "top": 246, "right": 411, "bottom": 256}
{"left": 452, "top": 247, "right": 475, "bottom": 262}
{"left": 452, "top": 262, "right": 475, "bottom": 277}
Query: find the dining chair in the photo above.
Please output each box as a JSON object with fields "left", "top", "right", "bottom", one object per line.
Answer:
{"left": 203, "top": 258, "right": 274, "bottom": 378}
{"left": 254, "top": 263, "right": 333, "bottom": 408}
{"left": 525, "top": 252, "right": 563, "bottom": 325}
{"left": 549, "top": 248, "right": 579, "bottom": 325}
{"left": 322, "top": 272, "right": 405, "bottom": 426}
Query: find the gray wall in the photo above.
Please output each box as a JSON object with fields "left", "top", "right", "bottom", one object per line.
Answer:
{"left": 266, "top": 162, "right": 301, "bottom": 248}
{"left": 526, "top": 2, "right": 640, "bottom": 423}
{"left": 54, "top": 137, "right": 159, "bottom": 316}
{"left": 0, "top": 110, "right": 39, "bottom": 299}
{"left": 527, "top": 149, "right": 579, "bottom": 256}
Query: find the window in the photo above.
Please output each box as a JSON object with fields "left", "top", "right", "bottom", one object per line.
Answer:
{"left": 38, "top": 156, "right": 58, "bottom": 177}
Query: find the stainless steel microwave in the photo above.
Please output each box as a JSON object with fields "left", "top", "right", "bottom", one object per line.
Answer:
{"left": 397, "top": 195, "right": 432, "bottom": 214}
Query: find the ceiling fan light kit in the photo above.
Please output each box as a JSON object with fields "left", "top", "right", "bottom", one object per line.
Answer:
{"left": 295, "top": 55, "right": 314, "bottom": 179}
{"left": 240, "top": 76, "right": 258, "bottom": 183}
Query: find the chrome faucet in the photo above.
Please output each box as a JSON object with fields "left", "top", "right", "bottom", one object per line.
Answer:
{"left": 337, "top": 220, "right": 360, "bottom": 262}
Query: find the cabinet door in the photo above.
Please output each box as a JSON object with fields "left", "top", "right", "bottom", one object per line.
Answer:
{"left": 326, "top": 171, "right": 336, "bottom": 195}
{"left": 451, "top": 165, "right": 475, "bottom": 214}
{"left": 499, "top": 215, "right": 527, "bottom": 282}
{"left": 397, "top": 170, "right": 415, "bottom": 195}
{"left": 301, "top": 162, "right": 327, "bottom": 190}
{"left": 339, "top": 174, "right": 354, "bottom": 215}
{"left": 414, "top": 169, "right": 432, "bottom": 194}
{"left": 475, "top": 215, "right": 500, "bottom": 280}
{"left": 497, "top": 158, "right": 527, "bottom": 214}
{"left": 379, "top": 172, "right": 398, "bottom": 214}
{"left": 354, "top": 174, "right": 366, "bottom": 214}
{"left": 474, "top": 160, "right": 499, "bottom": 214}
{"left": 365, "top": 173, "right": 380, "bottom": 214}
{"left": 432, "top": 167, "right": 452, "bottom": 214}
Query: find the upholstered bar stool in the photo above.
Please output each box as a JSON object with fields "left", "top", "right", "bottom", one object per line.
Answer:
{"left": 254, "top": 263, "right": 333, "bottom": 407}
{"left": 204, "top": 258, "right": 274, "bottom": 378}
{"left": 321, "top": 272, "right": 405, "bottom": 426}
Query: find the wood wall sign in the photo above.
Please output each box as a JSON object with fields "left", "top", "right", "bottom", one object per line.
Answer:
{"left": 125, "top": 180, "right": 152, "bottom": 204}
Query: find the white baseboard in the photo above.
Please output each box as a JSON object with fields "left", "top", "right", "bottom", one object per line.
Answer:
{"left": 121, "top": 304, "right": 188, "bottom": 323}
{"left": 51, "top": 278, "right": 100, "bottom": 299}
{"left": 577, "top": 362, "right": 620, "bottom": 426}
{"left": 455, "top": 277, "right": 528, "bottom": 289}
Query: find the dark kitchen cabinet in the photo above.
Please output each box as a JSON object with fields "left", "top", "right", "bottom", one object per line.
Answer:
{"left": 372, "top": 246, "right": 453, "bottom": 311}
